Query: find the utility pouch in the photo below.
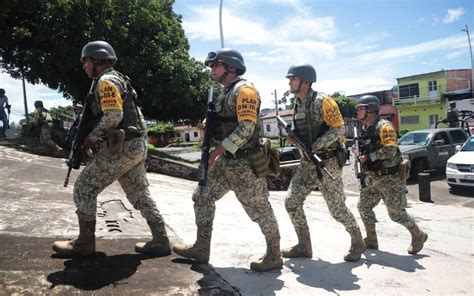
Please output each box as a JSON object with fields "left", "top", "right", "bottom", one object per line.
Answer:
{"left": 248, "top": 138, "right": 281, "bottom": 178}
{"left": 335, "top": 142, "right": 347, "bottom": 169}
{"left": 399, "top": 159, "right": 411, "bottom": 181}
{"left": 106, "top": 129, "right": 125, "bottom": 155}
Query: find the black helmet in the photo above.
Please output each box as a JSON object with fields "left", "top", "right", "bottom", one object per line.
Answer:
{"left": 356, "top": 95, "right": 380, "bottom": 112}
{"left": 205, "top": 48, "right": 246, "bottom": 75}
{"left": 449, "top": 102, "right": 456, "bottom": 108}
{"left": 74, "top": 103, "right": 83, "bottom": 110}
{"left": 0, "top": 88, "right": 5, "bottom": 95}
{"left": 34, "top": 100, "right": 44, "bottom": 108}
{"left": 285, "top": 64, "right": 317, "bottom": 83}
{"left": 81, "top": 40, "right": 117, "bottom": 64}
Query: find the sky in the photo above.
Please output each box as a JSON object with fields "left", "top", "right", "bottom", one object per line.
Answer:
{"left": 1, "top": 0, "right": 473, "bottom": 124}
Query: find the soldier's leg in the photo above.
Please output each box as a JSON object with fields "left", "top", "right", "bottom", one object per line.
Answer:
{"left": 173, "top": 157, "right": 230, "bottom": 263}
{"left": 380, "top": 175, "right": 428, "bottom": 254}
{"left": 282, "top": 163, "right": 316, "bottom": 258}
{"left": 53, "top": 147, "right": 126, "bottom": 256}
{"left": 40, "top": 124, "right": 62, "bottom": 155}
{"left": 357, "top": 178, "right": 382, "bottom": 249}
{"left": 228, "top": 164, "right": 282, "bottom": 272}
{"left": 318, "top": 158, "right": 365, "bottom": 262}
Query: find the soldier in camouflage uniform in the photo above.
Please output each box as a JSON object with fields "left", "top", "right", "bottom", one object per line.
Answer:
{"left": 32, "top": 100, "right": 63, "bottom": 156}
{"left": 53, "top": 41, "right": 171, "bottom": 257}
{"left": 173, "top": 48, "right": 283, "bottom": 272}
{"left": 355, "top": 95, "right": 428, "bottom": 254}
{"left": 282, "top": 64, "right": 366, "bottom": 262}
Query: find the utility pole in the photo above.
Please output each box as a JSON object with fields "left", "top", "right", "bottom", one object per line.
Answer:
{"left": 21, "top": 73, "right": 29, "bottom": 125}
{"left": 219, "top": 0, "right": 225, "bottom": 48}
{"left": 462, "top": 24, "right": 474, "bottom": 95}
{"left": 273, "top": 90, "right": 283, "bottom": 147}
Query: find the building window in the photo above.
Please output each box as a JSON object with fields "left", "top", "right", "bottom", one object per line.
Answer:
{"left": 429, "top": 114, "right": 439, "bottom": 126}
{"left": 399, "top": 83, "right": 420, "bottom": 99}
{"left": 266, "top": 124, "right": 271, "bottom": 132}
{"left": 194, "top": 132, "right": 198, "bottom": 137}
{"left": 428, "top": 80, "right": 437, "bottom": 91}
{"left": 400, "top": 115, "right": 420, "bottom": 124}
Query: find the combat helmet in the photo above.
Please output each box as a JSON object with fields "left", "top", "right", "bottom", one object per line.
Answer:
{"left": 34, "top": 100, "right": 44, "bottom": 108}
{"left": 285, "top": 64, "right": 317, "bottom": 83}
{"left": 205, "top": 48, "right": 246, "bottom": 75}
{"left": 356, "top": 95, "right": 380, "bottom": 112}
{"left": 81, "top": 40, "right": 117, "bottom": 64}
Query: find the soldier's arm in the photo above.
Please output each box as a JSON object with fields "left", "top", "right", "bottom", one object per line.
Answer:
{"left": 87, "top": 79, "right": 123, "bottom": 142}
{"left": 221, "top": 86, "right": 258, "bottom": 154}
{"left": 368, "top": 123, "right": 398, "bottom": 161}
{"left": 313, "top": 96, "right": 345, "bottom": 150}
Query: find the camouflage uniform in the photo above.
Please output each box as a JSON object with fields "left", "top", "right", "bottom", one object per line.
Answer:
{"left": 74, "top": 67, "right": 163, "bottom": 225}
{"left": 194, "top": 78, "right": 279, "bottom": 241}
{"left": 286, "top": 89, "right": 360, "bottom": 232}
{"left": 358, "top": 118, "right": 418, "bottom": 230}
{"left": 32, "top": 107, "right": 62, "bottom": 155}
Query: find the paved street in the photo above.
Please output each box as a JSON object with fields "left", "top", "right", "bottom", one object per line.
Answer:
{"left": 0, "top": 130, "right": 473, "bottom": 295}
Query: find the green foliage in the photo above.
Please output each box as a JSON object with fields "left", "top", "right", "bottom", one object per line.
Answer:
{"left": 0, "top": 0, "right": 213, "bottom": 121}
{"left": 147, "top": 121, "right": 175, "bottom": 134}
{"left": 278, "top": 90, "right": 295, "bottom": 107}
{"left": 331, "top": 93, "right": 357, "bottom": 118}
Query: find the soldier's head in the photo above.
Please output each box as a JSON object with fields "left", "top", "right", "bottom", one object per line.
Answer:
{"left": 81, "top": 40, "right": 117, "bottom": 78}
{"left": 449, "top": 102, "right": 456, "bottom": 108}
{"left": 34, "top": 100, "right": 44, "bottom": 109}
{"left": 285, "top": 64, "right": 316, "bottom": 94}
{"left": 0, "top": 88, "right": 5, "bottom": 96}
{"left": 356, "top": 95, "right": 380, "bottom": 121}
{"left": 205, "top": 48, "right": 246, "bottom": 84}
{"left": 73, "top": 103, "right": 83, "bottom": 114}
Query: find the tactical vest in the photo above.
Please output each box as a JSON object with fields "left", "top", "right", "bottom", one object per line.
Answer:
{"left": 293, "top": 90, "right": 330, "bottom": 148}
{"left": 212, "top": 78, "right": 261, "bottom": 151}
{"left": 92, "top": 68, "right": 146, "bottom": 135}
{"left": 362, "top": 117, "right": 401, "bottom": 171}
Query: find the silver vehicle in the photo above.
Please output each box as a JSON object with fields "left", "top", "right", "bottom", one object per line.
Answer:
{"left": 446, "top": 136, "right": 474, "bottom": 188}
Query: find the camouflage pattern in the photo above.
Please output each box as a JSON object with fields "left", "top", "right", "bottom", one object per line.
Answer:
{"left": 357, "top": 119, "right": 417, "bottom": 229}
{"left": 286, "top": 157, "right": 359, "bottom": 232}
{"left": 285, "top": 90, "right": 360, "bottom": 233}
{"left": 193, "top": 155, "right": 280, "bottom": 240}
{"left": 193, "top": 78, "right": 280, "bottom": 242}
{"left": 40, "top": 123, "right": 62, "bottom": 154}
{"left": 74, "top": 68, "right": 163, "bottom": 226}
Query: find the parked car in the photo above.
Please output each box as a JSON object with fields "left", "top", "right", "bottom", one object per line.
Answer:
{"left": 446, "top": 136, "right": 474, "bottom": 188}
{"left": 397, "top": 128, "right": 469, "bottom": 180}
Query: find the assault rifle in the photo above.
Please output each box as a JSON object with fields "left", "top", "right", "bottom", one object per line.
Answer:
{"left": 276, "top": 116, "right": 336, "bottom": 181}
{"left": 198, "top": 86, "right": 215, "bottom": 186}
{"left": 64, "top": 78, "right": 98, "bottom": 187}
{"left": 353, "top": 126, "right": 367, "bottom": 188}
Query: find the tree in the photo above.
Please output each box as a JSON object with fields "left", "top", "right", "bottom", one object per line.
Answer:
{"left": 278, "top": 90, "right": 295, "bottom": 108}
{"left": 331, "top": 92, "right": 357, "bottom": 118}
{"left": 0, "top": 0, "right": 212, "bottom": 122}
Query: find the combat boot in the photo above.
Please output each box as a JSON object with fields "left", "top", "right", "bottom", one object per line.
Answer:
{"left": 250, "top": 237, "right": 283, "bottom": 272}
{"left": 407, "top": 224, "right": 428, "bottom": 254}
{"left": 281, "top": 227, "right": 313, "bottom": 258}
{"left": 173, "top": 225, "right": 212, "bottom": 263}
{"left": 135, "top": 220, "right": 171, "bottom": 256}
{"left": 52, "top": 219, "right": 96, "bottom": 256}
{"left": 364, "top": 224, "right": 379, "bottom": 250}
{"left": 344, "top": 228, "right": 366, "bottom": 262}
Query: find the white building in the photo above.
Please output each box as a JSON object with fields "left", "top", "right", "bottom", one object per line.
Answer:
{"left": 261, "top": 109, "right": 294, "bottom": 138}
{"left": 175, "top": 125, "right": 201, "bottom": 142}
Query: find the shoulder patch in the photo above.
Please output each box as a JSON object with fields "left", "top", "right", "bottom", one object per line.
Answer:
{"left": 379, "top": 123, "right": 397, "bottom": 146}
{"left": 322, "top": 96, "right": 344, "bottom": 128}
{"left": 99, "top": 80, "right": 123, "bottom": 111}
{"left": 236, "top": 86, "right": 259, "bottom": 123}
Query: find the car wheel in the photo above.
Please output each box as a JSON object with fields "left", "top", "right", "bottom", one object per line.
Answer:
{"left": 409, "top": 159, "right": 424, "bottom": 181}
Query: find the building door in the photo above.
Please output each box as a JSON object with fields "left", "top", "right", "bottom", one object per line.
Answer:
{"left": 429, "top": 114, "right": 439, "bottom": 128}
{"left": 428, "top": 80, "right": 438, "bottom": 101}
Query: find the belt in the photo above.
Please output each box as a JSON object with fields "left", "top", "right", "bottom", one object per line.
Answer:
{"left": 223, "top": 149, "right": 248, "bottom": 159}
{"left": 316, "top": 149, "right": 336, "bottom": 160}
{"left": 368, "top": 165, "right": 399, "bottom": 176}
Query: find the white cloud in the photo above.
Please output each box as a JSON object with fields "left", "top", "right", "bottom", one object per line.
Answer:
{"left": 442, "top": 7, "right": 465, "bottom": 24}
{"left": 354, "top": 22, "right": 361, "bottom": 28}
{"left": 446, "top": 51, "right": 464, "bottom": 60}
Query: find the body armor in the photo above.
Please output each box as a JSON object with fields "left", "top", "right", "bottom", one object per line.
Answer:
{"left": 212, "top": 79, "right": 261, "bottom": 151}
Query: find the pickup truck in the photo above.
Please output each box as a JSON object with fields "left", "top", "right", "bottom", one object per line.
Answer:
{"left": 398, "top": 128, "right": 470, "bottom": 180}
